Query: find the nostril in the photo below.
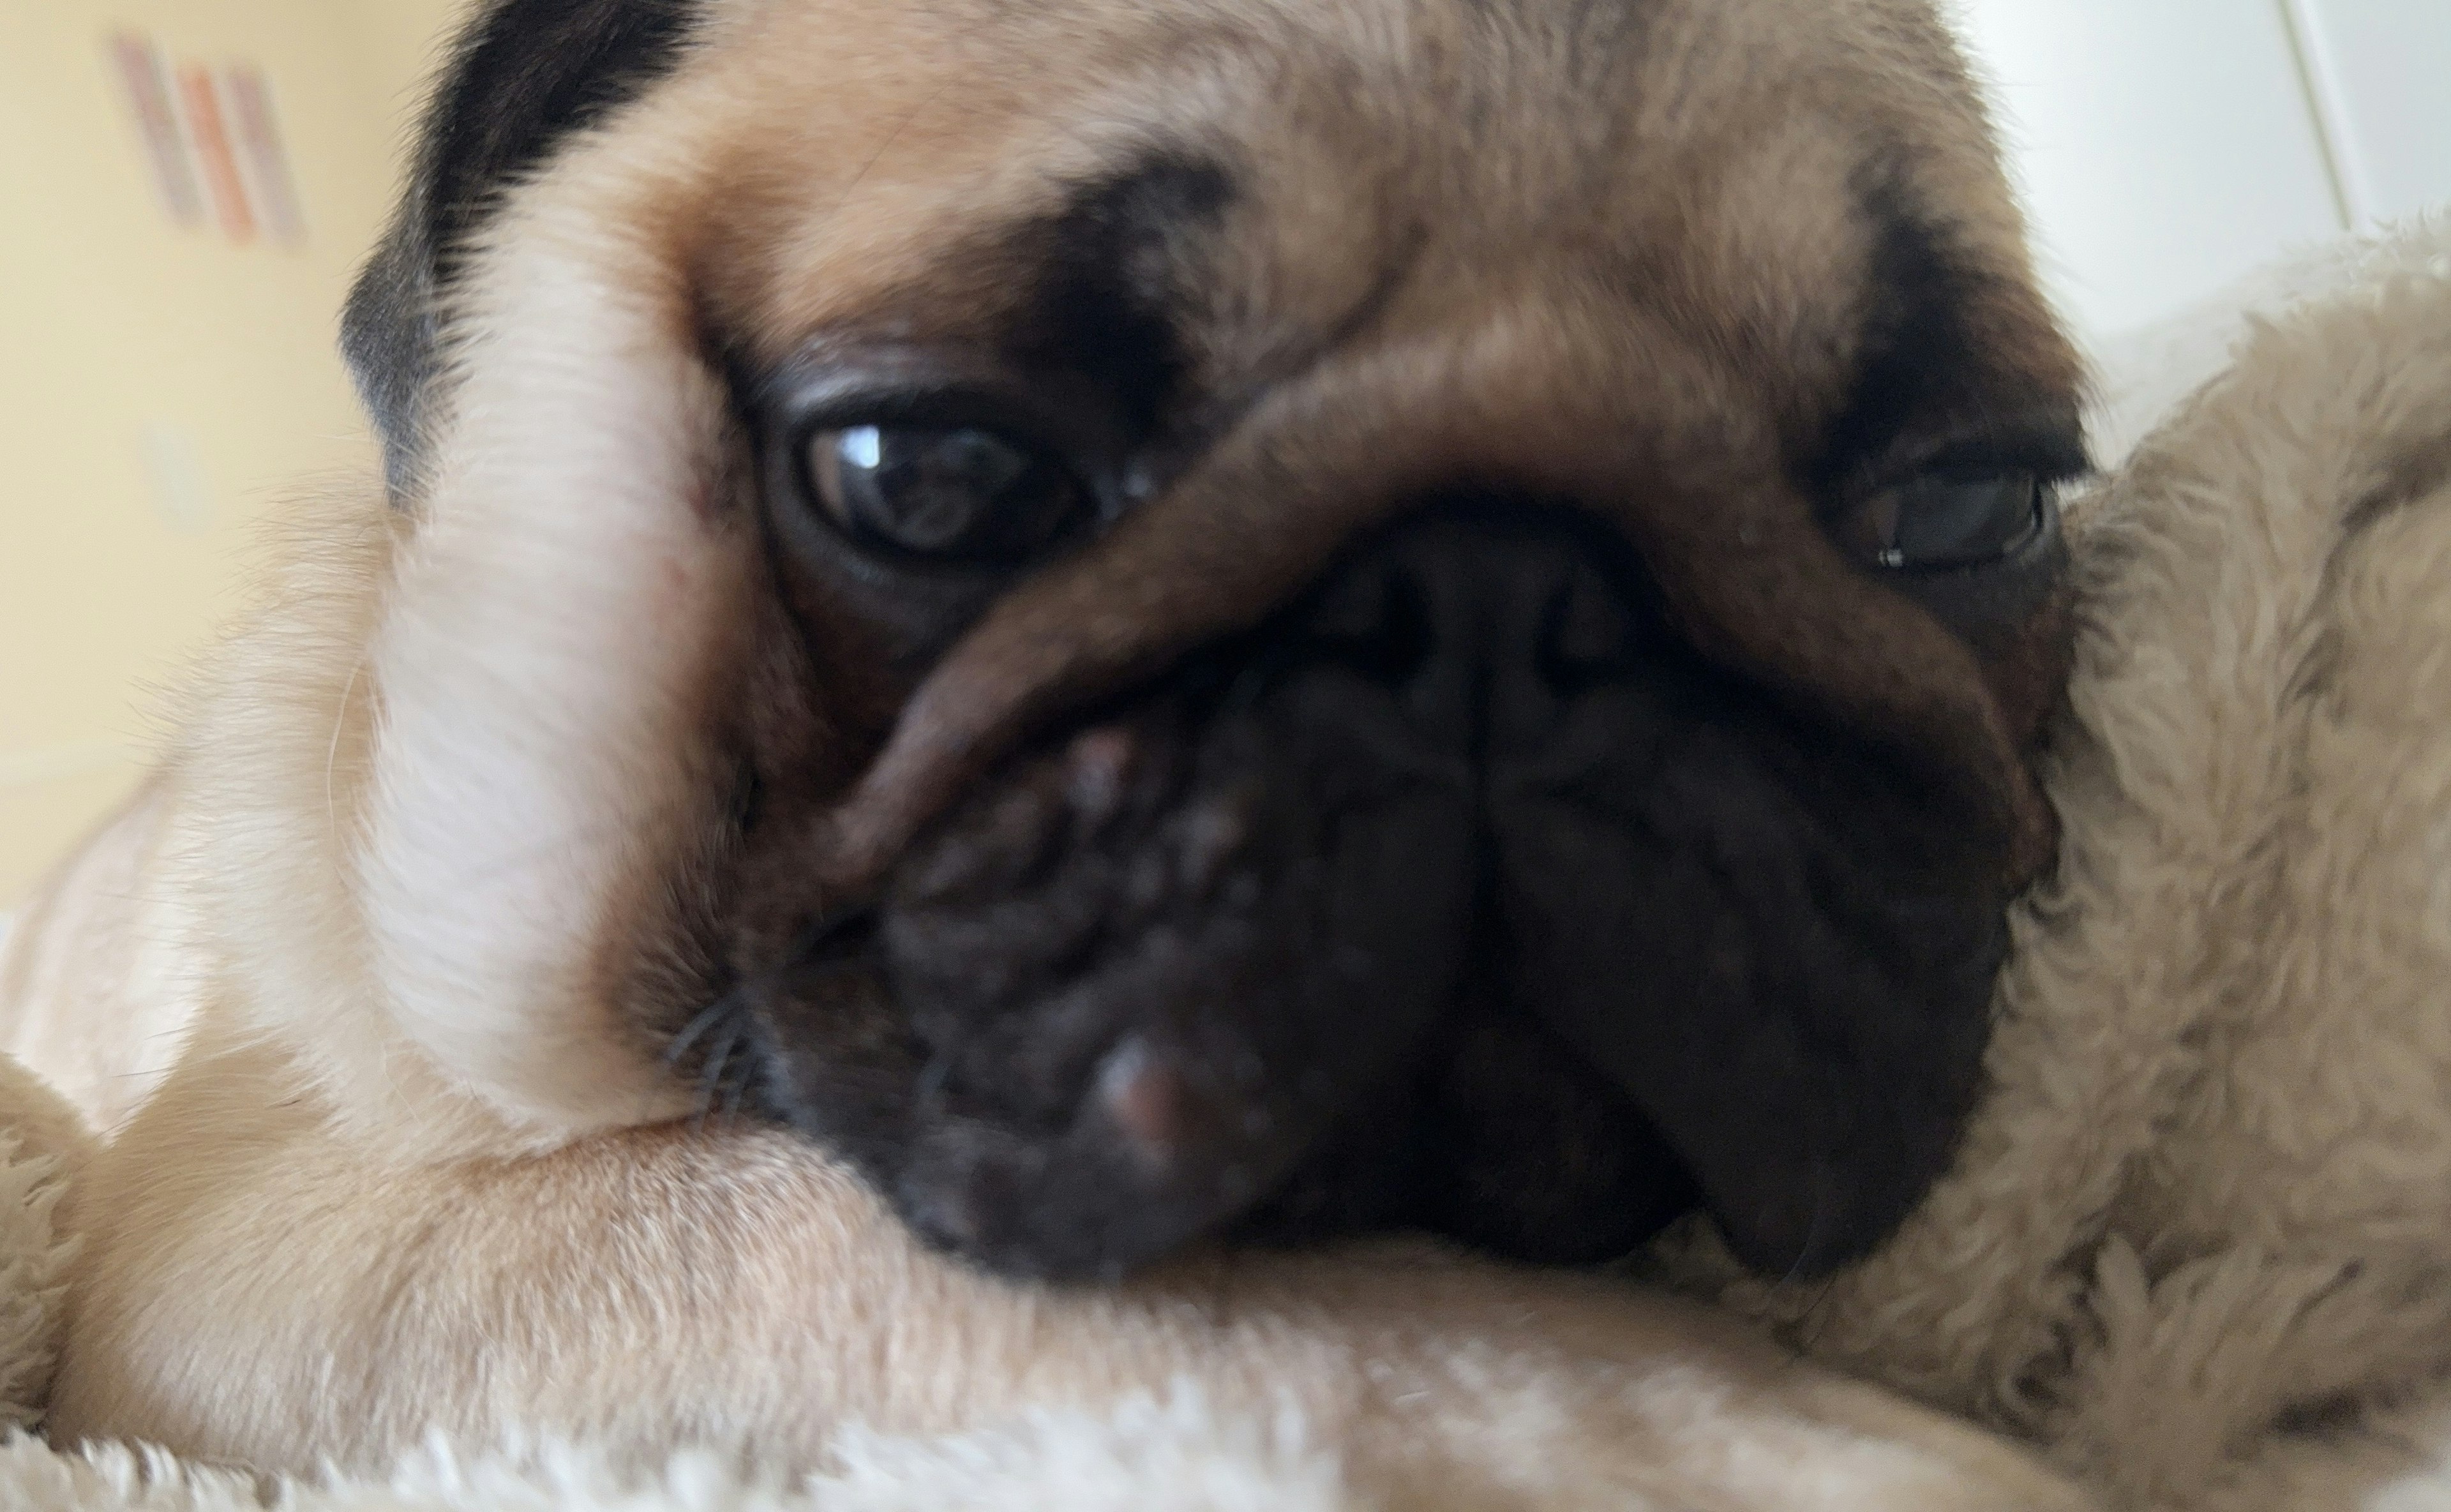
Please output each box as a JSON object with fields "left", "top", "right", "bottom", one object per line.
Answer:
{"left": 1536, "top": 564, "right": 1642, "bottom": 692}
{"left": 1301, "top": 559, "right": 1435, "bottom": 687}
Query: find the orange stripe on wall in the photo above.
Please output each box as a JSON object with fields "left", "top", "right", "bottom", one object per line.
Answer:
{"left": 224, "top": 64, "right": 305, "bottom": 246}
{"left": 176, "top": 64, "right": 255, "bottom": 244}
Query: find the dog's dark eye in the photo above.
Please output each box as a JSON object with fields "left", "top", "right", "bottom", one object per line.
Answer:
{"left": 1839, "top": 472, "right": 2047, "bottom": 571}
{"left": 806, "top": 424, "right": 1086, "bottom": 561}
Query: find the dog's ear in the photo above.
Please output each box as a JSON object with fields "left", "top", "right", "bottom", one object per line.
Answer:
{"left": 342, "top": 0, "right": 707, "bottom": 497}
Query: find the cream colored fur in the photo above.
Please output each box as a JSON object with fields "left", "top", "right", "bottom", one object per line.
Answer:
{"left": 356, "top": 177, "right": 750, "bottom": 1140}
{"left": 0, "top": 1398, "right": 1356, "bottom": 1511}
{"left": 0, "top": 1054, "right": 86, "bottom": 1439}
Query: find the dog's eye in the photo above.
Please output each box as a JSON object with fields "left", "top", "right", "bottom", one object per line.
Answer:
{"left": 1840, "top": 472, "right": 2048, "bottom": 571}
{"left": 806, "top": 424, "right": 1086, "bottom": 561}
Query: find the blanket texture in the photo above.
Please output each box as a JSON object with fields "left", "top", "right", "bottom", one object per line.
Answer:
{"left": 0, "top": 220, "right": 2445, "bottom": 1510}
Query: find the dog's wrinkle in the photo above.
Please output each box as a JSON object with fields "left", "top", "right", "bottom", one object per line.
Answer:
{"left": 746, "top": 505, "right": 2017, "bottom": 1278}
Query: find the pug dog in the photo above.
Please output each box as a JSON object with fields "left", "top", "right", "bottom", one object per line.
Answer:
{"left": 0, "top": 0, "right": 2092, "bottom": 1501}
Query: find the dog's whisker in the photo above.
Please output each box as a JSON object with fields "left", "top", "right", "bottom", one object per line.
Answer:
{"left": 1794, "top": 1271, "right": 1847, "bottom": 1356}
{"left": 695, "top": 1021, "right": 747, "bottom": 1125}
{"left": 1772, "top": 1142, "right": 1837, "bottom": 1297}
{"left": 915, "top": 1050, "right": 954, "bottom": 1112}
{"left": 718, "top": 1047, "right": 757, "bottom": 1123}
{"left": 664, "top": 989, "right": 746, "bottom": 1069}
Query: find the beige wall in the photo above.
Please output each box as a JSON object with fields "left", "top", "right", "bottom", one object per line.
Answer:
{"left": 0, "top": 0, "right": 466, "bottom": 903}
{"left": 349, "top": 1, "right": 472, "bottom": 110}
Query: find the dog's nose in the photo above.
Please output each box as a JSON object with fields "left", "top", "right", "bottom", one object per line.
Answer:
{"left": 1298, "top": 505, "right": 1650, "bottom": 754}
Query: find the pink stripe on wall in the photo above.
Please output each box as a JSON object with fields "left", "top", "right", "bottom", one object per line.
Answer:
{"left": 105, "top": 31, "right": 203, "bottom": 227}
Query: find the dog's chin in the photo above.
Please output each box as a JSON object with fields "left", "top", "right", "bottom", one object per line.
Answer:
{"left": 734, "top": 508, "right": 2012, "bottom": 1284}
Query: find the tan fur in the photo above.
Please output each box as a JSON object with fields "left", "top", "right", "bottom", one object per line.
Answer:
{"left": 0, "top": 779, "right": 197, "bottom": 1142}
{"left": 0, "top": 1, "right": 2097, "bottom": 1505}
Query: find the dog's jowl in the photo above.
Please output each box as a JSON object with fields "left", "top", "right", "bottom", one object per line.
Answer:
{"left": 341, "top": 0, "right": 2081, "bottom": 1282}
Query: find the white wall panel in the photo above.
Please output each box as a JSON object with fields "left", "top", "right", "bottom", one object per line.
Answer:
{"left": 1945, "top": 0, "right": 2347, "bottom": 340}
{"left": 2287, "top": 0, "right": 2451, "bottom": 226}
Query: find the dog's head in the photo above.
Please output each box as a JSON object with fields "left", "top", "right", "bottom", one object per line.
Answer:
{"left": 344, "top": 0, "right": 2081, "bottom": 1282}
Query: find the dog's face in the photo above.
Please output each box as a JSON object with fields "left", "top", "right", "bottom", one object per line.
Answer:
{"left": 345, "top": 0, "right": 2081, "bottom": 1282}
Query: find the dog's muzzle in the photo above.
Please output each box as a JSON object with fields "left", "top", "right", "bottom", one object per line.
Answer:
{"left": 748, "top": 500, "right": 2004, "bottom": 1281}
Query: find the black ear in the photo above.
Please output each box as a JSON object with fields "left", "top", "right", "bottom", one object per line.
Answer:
{"left": 343, "top": 0, "right": 706, "bottom": 498}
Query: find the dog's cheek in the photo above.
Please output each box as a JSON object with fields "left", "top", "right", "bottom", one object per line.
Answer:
{"left": 358, "top": 206, "right": 760, "bottom": 1139}
{"left": 1492, "top": 724, "right": 2005, "bottom": 1276}
{"left": 1989, "top": 575, "right": 2078, "bottom": 756}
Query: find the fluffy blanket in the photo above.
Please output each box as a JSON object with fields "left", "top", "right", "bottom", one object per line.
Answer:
{"left": 0, "top": 221, "right": 2445, "bottom": 1510}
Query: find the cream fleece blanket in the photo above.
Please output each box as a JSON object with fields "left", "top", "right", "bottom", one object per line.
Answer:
{"left": 1, "top": 220, "right": 2446, "bottom": 1510}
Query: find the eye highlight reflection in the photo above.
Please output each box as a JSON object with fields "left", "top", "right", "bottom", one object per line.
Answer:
{"left": 1838, "top": 472, "right": 2049, "bottom": 572}
{"left": 804, "top": 421, "right": 1088, "bottom": 563}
